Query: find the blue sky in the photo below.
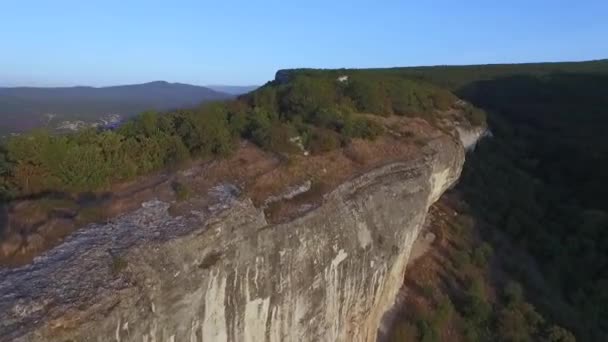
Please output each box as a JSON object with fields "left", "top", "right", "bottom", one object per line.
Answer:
{"left": 2, "top": 0, "right": 607, "bottom": 86}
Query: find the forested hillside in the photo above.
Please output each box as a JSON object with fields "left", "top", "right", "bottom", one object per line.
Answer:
{"left": 284, "top": 59, "right": 608, "bottom": 90}
{"left": 0, "top": 81, "right": 231, "bottom": 134}
{"left": 457, "top": 71, "right": 608, "bottom": 340}
{"left": 386, "top": 59, "right": 608, "bottom": 341}
{"left": 0, "top": 71, "right": 482, "bottom": 200}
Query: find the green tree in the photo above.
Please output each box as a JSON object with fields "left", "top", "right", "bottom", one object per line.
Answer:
{"left": 281, "top": 76, "right": 336, "bottom": 117}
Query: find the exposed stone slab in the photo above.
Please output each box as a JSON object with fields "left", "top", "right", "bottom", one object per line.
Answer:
{"left": 0, "top": 136, "right": 465, "bottom": 342}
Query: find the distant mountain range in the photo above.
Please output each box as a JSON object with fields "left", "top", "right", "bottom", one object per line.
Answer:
{"left": 0, "top": 81, "right": 257, "bottom": 134}
{"left": 206, "top": 85, "right": 259, "bottom": 95}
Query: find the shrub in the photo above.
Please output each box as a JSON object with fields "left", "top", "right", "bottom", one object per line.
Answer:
{"left": 281, "top": 75, "right": 336, "bottom": 116}
{"left": 165, "top": 135, "right": 191, "bottom": 167}
{"left": 462, "top": 321, "right": 484, "bottom": 342}
{"left": 472, "top": 242, "right": 494, "bottom": 267}
{"left": 435, "top": 297, "right": 455, "bottom": 323}
{"left": 453, "top": 250, "right": 472, "bottom": 269}
{"left": 172, "top": 181, "right": 191, "bottom": 202}
{"left": 307, "top": 128, "right": 342, "bottom": 154}
{"left": 417, "top": 319, "right": 441, "bottom": 342}
{"left": 267, "top": 124, "right": 301, "bottom": 154}
{"left": 463, "top": 276, "right": 491, "bottom": 325}
{"left": 245, "top": 108, "right": 291, "bottom": 151}
{"left": 309, "top": 107, "right": 346, "bottom": 131}
{"left": 497, "top": 304, "right": 540, "bottom": 342}
{"left": 504, "top": 281, "right": 524, "bottom": 303}
{"left": 342, "top": 116, "right": 384, "bottom": 140}
{"left": 464, "top": 105, "right": 487, "bottom": 126}
{"left": 345, "top": 77, "right": 388, "bottom": 114}
{"left": 543, "top": 325, "right": 576, "bottom": 342}
{"left": 389, "top": 321, "right": 418, "bottom": 342}
{"left": 456, "top": 215, "right": 475, "bottom": 231}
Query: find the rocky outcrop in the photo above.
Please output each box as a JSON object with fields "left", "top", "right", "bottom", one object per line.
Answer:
{"left": 0, "top": 135, "right": 465, "bottom": 342}
{"left": 274, "top": 69, "right": 293, "bottom": 84}
{"left": 456, "top": 126, "right": 491, "bottom": 150}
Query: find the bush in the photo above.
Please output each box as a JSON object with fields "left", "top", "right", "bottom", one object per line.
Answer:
{"left": 246, "top": 108, "right": 282, "bottom": 148}
{"left": 472, "top": 242, "right": 494, "bottom": 267}
{"left": 389, "top": 321, "right": 418, "bottom": 342}
{"left": 417, "top": 319, "right": 441, "bottom": 342}
{"left": 165, "top": 135, "right": 191, "bottom": 167}
{"left": 497, "top": 301, "right": 547, "bottom": 342}
{"left": 268, "top": 124, "right": 301, "bottom": 154}
{"left": 436, "top": 297, "right": 455, "bottom": 323}
{"left": 464, "top": 105, "right": 487, "bottom": 126}
{"left": 307, "top": 128, "right": 342, "bottom": 154}
{"left": 281, "top": 75, "right": 336, "bottom": 116}
{"left": 453, "top": 250, "right": 472, "bottom": 269}
{"left": 172, "top": 181, "right": 191, "bottom": 202}
{"left": 456, "top": 215, "right": 475, "bottom": 232}
{"left": 342, "top": 116, "right": 384, "bottom": 140}
{"left": 504, "top": 281, "right": 524, "bottom": 303}
{"left": 543, "top": 325, "right": 576, "bottom": 342}
{"left": 463, "top": 277, "right": 491, "bottom": 325}
{"left": 345, "top": 77, "right": 389, "bottom": 114}
{"left": 465, "top": 295, "right": 492, "bottom": 325}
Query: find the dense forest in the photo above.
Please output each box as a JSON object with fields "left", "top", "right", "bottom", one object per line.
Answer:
{"left": 389, "top": 197, "right": 577, "bottom": 342}
{"left": 384, "top": 59, "right": 608, "bottom": 341}
{"left": 284, "top": 59, "right": 608, "bottom": 90}
{"left": 457, "top": 71, "right": 608, "bottom": 340}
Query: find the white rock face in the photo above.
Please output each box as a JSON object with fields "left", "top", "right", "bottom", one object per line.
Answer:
{"left": 0, "top": 136, "right": 465, "bottom": 342}
{"left": 456, "top": 126, "right": 490, "bottom": 151}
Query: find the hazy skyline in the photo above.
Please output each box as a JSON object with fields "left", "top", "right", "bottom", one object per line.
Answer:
{"left": 2, "top": 0, "right": 607, "bottom": 87}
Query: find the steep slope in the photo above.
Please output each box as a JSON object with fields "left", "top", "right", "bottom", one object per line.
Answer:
{"left": 0, "top": 126, "right": 468, "bottom": 342}
{"left": 375, "top": 59, "right": 608, "bottom": 341}
{"left": 0, "top": 66, "right": 485, "bottom": 341}
{"left": 455, "top": 73, "right": 608, "bottom": 341}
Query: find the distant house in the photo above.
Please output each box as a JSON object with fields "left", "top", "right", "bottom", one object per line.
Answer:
{"left": 337, "top": 75, "right": 349, "bottom": 82}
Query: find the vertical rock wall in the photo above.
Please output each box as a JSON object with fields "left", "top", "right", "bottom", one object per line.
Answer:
{"left": 0, "top": 136, "right": 465, "bottom": 342}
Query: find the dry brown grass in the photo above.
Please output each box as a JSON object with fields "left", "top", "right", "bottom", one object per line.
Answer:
{"left": 1, "top": 117, "right": 446, "bottom": 266}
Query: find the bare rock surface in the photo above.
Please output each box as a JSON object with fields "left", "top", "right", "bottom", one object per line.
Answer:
{"left": 0, "top": 135, "right": 466, "bottom": 342}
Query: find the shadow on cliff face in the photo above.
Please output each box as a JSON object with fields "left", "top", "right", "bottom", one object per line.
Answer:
{"left": 453, "top": 72, "right": 608, "bottom": 341}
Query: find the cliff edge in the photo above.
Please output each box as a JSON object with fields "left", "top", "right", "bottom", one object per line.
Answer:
{"left": 0, "top": 135, "right": 466, "bottom": 342}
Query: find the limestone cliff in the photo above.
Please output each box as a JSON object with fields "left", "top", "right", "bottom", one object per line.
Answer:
{"left": 0, "top": 133, "right": 466, "bottom": 342}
